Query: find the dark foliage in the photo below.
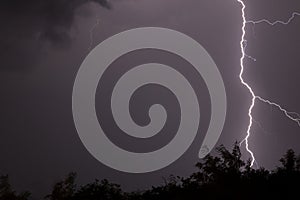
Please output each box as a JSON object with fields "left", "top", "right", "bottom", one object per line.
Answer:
{"left": 2, "top": 143, "right": 300, "bottom": 200}
{"left": 0, "top": 175, "right": 30, "bottom": 200}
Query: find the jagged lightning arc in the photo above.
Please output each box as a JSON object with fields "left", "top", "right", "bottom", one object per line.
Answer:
{"left": 237, "top": 0, "right": 300, "bottom": 167}
{"left": 89, "top": 14, "right": 101, "bottom": 51}
{"left": 247, "top": 12, "right": 300, "bottom": 26}
{"left": 87, "top": 2, "right": 300, "bottom": 168}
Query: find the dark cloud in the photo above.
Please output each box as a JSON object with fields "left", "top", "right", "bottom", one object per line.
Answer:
{"left": 0, "top": 0, "right": 110, "bottom": 70}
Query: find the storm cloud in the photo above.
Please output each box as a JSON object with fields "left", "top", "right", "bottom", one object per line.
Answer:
{"left": 0, "top": 0, "right": 110, "bottom": 70}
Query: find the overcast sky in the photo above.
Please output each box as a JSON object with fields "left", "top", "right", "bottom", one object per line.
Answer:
{"left": 1, "top": 0, "right": 300, "bottom": 199}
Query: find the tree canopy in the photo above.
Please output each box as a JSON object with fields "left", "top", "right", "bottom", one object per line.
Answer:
{"left": 2, "top": 143, "right": 300, "bottom": 200}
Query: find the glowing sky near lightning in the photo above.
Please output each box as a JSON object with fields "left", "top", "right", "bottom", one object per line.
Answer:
{"left": 87, "top": 0, "right": 300, "bottom": 168}
{"left": 1, "top": 0, "right": 300, "bottom": 198}
{"left": 237, "top": 0, "right": 300, "bottom": 167}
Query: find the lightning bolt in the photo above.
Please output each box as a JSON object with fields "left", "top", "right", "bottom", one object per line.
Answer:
{"left": 237, "top": 0, "right": 300, "bottom": 167}
{"left": 86, "top": 1, "right": 300, "bottom": 168}
{"left": 89, "top": 14, "right": 101, "bottom": 51}
{"left": 247, "top": 12, "right": 300, "bottom": 26}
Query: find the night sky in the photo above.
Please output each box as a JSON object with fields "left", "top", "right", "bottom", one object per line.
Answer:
{"left": 1, "top": 0, "right": 300, "bottom": 199}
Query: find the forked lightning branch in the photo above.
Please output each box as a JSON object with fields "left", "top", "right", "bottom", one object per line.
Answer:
{"left": 237, "top": 0, "right": 300, "bottom": 167}
{"left": 86, "top": 1, "right": 300, "bottom": 170}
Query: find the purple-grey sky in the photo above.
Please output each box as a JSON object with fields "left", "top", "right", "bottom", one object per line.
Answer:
{"left": 0, "top": 0, "right": 300, "bottom": 199}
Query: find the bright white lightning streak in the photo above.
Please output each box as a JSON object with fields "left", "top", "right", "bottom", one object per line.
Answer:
{"left": 87, "top": 1, "right": 300, "bottom": 168}
{"left": 237, "top": 0, "right": 300, "bottom": 167}
{"left": 237, "top": 0, "right": 256, "bottom": 167}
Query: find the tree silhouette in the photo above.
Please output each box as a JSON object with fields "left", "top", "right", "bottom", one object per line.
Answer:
{"left": 2, "top": 143, "right": 300, "bottom": 199}
{"left": 0, "top": 175, "right": 30, "bottom": 200}
{"left": 278, "top": 149, "right": 298, "bottom": 171}
{"left": 45, "top": 173, "right": 77, "bottom": 200}
{"left": 74, "top": 179, "right": 123, "bottom": 200}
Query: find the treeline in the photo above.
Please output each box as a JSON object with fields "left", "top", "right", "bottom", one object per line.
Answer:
{"left": 1, "top": 143, "right": 300, "bottom": 200}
